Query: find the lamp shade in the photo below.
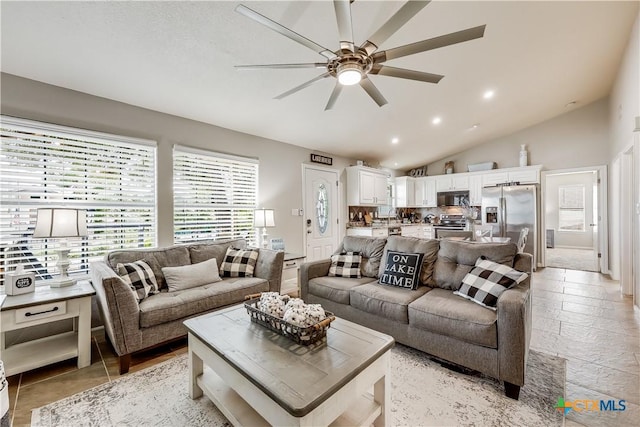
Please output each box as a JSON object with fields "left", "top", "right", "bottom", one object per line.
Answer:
{"left": 253, "top": 209, "right": 275, "bottom": 228}
{"left": 33, "top": 208, "right": 88, "bottom": 238}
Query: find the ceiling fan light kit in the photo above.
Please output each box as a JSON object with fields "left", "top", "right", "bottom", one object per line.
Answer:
{"left": 337, "top": 63, "right": 362, "bottom": 86}
{"left": 236, "top": 1, "right": 486, "bottom": 110}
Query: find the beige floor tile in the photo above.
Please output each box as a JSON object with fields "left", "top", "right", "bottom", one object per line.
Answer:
{"left": 532, "top": 288, "right": 568, "bottom": 301}
{"left": 564, "top": 270, "right": 618, "bottom": 286}
{"left": 533, "top": 295, "right": 564, "bottom": 310}
{"left": 533, "top": 313, "right": 562, "bottom": 334}
{"left": 566, "top": 358, "right": 640, "bottom": 404}
{"left": 561, "top": 321, "right": 640, "bottom": 345}
{"left": 558, "top": 336, "right": 639, "bottom": 374}
{"left": 533, "top": 278, "right": 566, "bottom": 293}
{"left": 562, "top": 286, "right": 626, "bottom": 302}
{"left": 530, "top": 329, "right": 561, "bottom": 356}
{"left": 564, "top": 419, "right": 588, "bottom": 427}
{"left": 557, "top": 310, "right": 640, "bottom": 337}
{"left": 562, "top": 301, "right": 639, "bottom": 322}
{"left": 533, "top": 267, "right": 566, "bottom": 280}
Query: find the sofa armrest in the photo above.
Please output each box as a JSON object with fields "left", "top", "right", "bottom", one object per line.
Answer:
{"left": 90, "top": 260, "right": 142, "bottom": 355}
{"left": 299, "top": 259, "right": 331, "bottom": 301}
{"left": 254, "top": 249, "right": 285, "bottom": 293}
{"left": 496, "top": 282, "right": 532, "bottom": 386}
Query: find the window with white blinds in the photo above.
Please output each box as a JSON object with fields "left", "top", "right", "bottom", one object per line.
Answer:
{"left": 173, "top": 145, "right": 258, "bottom": 244}
{"left": 0, "top": 116, "right": 157, "bottom": 286}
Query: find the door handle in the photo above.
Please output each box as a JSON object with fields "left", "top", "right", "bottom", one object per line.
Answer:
{"left": 589, "top": 223, "right": 596, "bottom": 227}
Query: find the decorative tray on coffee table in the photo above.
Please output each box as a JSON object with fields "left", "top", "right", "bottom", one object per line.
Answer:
{"left": 244, "top": 294, "right": 335, "bottom": 346}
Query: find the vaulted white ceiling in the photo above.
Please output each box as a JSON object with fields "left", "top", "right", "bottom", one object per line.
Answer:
{"left": 1, "top": 1, "right": 637, "bottom": 170}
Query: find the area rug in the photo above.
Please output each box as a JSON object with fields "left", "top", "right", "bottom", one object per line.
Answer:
{"left": 31, "top": 345, "right": 565, "bottom": 427}
{"left": 546, "top": 247, "right": 598, "bottom": 272}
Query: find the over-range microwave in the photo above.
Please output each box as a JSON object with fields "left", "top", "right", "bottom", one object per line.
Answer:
{"left": 436, "top": 190, "right": 470, "bottom": 207}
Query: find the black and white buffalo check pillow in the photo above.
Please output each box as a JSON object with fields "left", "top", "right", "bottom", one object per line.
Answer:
{"left": 220, "top": 247, "right": 259, "bottom": 277}
{"left": 116, "top": 260, "right": 160, "bottom": 302}
{"left": 328, "top": 252, "right": 362, "bottom": 278}
{"left": 454, "top": 257, "right": 528, "bottom": 310}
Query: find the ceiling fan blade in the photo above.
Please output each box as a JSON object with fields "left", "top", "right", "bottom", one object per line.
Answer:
{"left": 236, "top": 5, "right": 336, "bottom": 60}
{"left": 373, "top": 25, "right": 486, "bottom": 63}
{"left": 274, "top": 72, "right": 332, "bottom": 100}
{"left": 236, "top": 63, "right": 327, "bottom": 70}
{"left": 325, "top": 83, "right": 343, "bottom": 110}
{"left": 370, "top": 65, "right": 443, "bottom": 84}
{"left": 333, "top": 0, "right": 355, "bottom": 52}
{"left": 360, "top": 1, "right": 430, "bottom": 55}
{"left": 359, "top": 77, "right": 388, "bottom": 107}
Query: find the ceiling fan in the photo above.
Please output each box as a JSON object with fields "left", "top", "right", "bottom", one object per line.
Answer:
{"left": 235, "top": 1, "right": 486, "bottom": 110}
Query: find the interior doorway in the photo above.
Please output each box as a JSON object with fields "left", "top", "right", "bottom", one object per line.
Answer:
{"left": 542, "top": 166, "right": 606, "bottom": 272}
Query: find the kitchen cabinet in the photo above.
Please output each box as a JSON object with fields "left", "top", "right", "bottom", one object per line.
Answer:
{"left": 436, "top": 174, "right": 469, "bottom": 191}
{"left": 414, "top": 177, "right": 437, "bottom": 207}
{"left": 469, "top": 174, "right": 483, "bottom": 205}
{"left": 394, "top": 176, "right": 415, "bottom": 208}
{"left": 347, "top": 166, "right": 390, "bottom": 206}
{"left": 400, "top": 224, "right": 434, "bottom": 239}
{"left": 346, "top": 227, "right": 389, "bottom": 238}
{"left": 482, "top": 166, "right": 541, "bottom": 186}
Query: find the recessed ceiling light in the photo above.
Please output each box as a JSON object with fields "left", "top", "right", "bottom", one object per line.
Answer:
{"left": 483, "top": 90, "right": 494, "bottom": 100}
{"left": 391, "top": 137, "right": 399, "bottom": 144}
{"left": 432, "top": 117, "right": 442, "bottom": 125}
{"left": 394, "top": 162, "right": 398, "bottom": 167}
{"left": 470, "top": 123, "right": 480, "bottom": 130}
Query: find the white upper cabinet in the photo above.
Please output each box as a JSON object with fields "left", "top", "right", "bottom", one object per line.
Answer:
{"left": 414, "top": 177, "right": 437, "bottom": 207}
{"left": 469, "top": 174, "right": 483, "bottom": 205}
{"left": 436, "top": 174, "right": 469, "bottom": 191}
{"left": 347, "top": 166, "right": 390, "bottom": 206}
{"left": 395, "top": 176, "right": 415, "bottom": 208}
{"left": 482, "top": 165, "right": 541, "bottom": 187}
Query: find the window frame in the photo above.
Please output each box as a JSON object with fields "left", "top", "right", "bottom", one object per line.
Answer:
{"left": 172, "top": 144, "right": 259, "bottom": 245}
{"left": 557, "top": 184, "right": 586, "bottom": 232}
{"left": 0, "top": 115, "right": 158, "bottom": 286}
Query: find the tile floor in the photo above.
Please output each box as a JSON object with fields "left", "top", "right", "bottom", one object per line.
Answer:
{"left": 5, "top": 267, "right": 640, "bottom": 427}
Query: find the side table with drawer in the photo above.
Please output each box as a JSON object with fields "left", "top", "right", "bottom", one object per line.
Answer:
{"left": 0, "top": 281, "right": 95, "bottom": 376}
{"left": 281, "top": 253, "right": 305, "bottom": 296}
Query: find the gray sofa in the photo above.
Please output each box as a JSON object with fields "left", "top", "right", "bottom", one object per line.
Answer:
{"left": 90, "top": 238, "right": 284, "bottom": 374}
{"left": 300, "top": 235, "right": 532, "bottom": 399}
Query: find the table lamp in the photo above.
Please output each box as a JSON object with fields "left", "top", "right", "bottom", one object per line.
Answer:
{"left": 253, "top": 208, "right": 275, "bottom": 249}
{"left": 33, "top": 208, "right": 88, "bottom": 287}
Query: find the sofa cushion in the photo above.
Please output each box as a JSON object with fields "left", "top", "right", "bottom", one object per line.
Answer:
{"left": 377, "top": 236, "right": 439, "bottom": 286}
{"left": 308, "top": 276, "right": 376, "bottom": 304}
{"left": 138, "top": 277, "right": 268, "bottom": 328}
{"left": 433, "top": 240, "right": 518, "bottom": 291}
{"left": 336, "top": 236, "right": 386, "bottom": 278}
{"left": 107, "top": 246, "right": 191, "bottom": 290}
{"left": 162, "top": 258, "right": 222, "bottom": 292}
{"left": 116, "top": 260, "right": 160, "bottom": 302}
{"left": 378, "top": 251, "right": 423, "bottom": 290}
{"left": 329, "top": 252, "right": 362, "bottom": 278}
{"left": 454, "top": 257, "right": 528, "bottom": 310}
{"left": 220, "top": 247, "right": 259, "bottom": 277}
{"left": 189, "top": 238, "right": 247, "bottom": 264}
{"left": 350, "top": 282, "right": 431, "bottom": 324}
{"left": 408, "top": 288, "right": 498, "bottom": 348}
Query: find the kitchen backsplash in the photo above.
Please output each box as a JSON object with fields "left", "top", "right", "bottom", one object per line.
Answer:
{"left": 348, "top": 205, "right": 481, "bottom": 224}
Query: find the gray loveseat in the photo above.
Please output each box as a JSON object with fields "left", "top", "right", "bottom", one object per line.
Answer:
{"left": 90, "top": 238, "right": 284, "bottom": 374}
{"left": 300, "top": 235, "right": 532, "bottom": 399}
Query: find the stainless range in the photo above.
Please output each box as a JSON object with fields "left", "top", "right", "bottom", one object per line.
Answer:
{"left": 433, "top": 214, "right": 466, "bottom": 230}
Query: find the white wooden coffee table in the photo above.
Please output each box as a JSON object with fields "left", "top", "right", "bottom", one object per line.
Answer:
{"left": 184, "top": 305, "right": 394, "bottom": 427}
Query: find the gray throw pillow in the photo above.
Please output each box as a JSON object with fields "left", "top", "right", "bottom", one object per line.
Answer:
{"left": 162, "top": 258, "right": 222, "bottom": 292}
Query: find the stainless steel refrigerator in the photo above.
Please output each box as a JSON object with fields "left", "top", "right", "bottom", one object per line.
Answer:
{"left": 482, "top": 184, "right": 537, "bottom": 265}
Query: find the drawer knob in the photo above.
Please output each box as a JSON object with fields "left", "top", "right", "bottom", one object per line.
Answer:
{"left": 26, "top": 306, "right": 59, "bottom": 317}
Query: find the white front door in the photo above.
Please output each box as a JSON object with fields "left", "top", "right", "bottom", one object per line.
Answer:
{"left": 303, "top": 165, "right": 339, "bottom": 262}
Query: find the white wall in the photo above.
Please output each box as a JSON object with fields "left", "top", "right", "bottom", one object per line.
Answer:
{"left": 0, "top": 73, "right": 354, "bottom": 253}
{"left": 609, "top": 10, "right": 640, "bottom": 157}
{"left": 426, "top": 98, "right": 610, "bottom": 176}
